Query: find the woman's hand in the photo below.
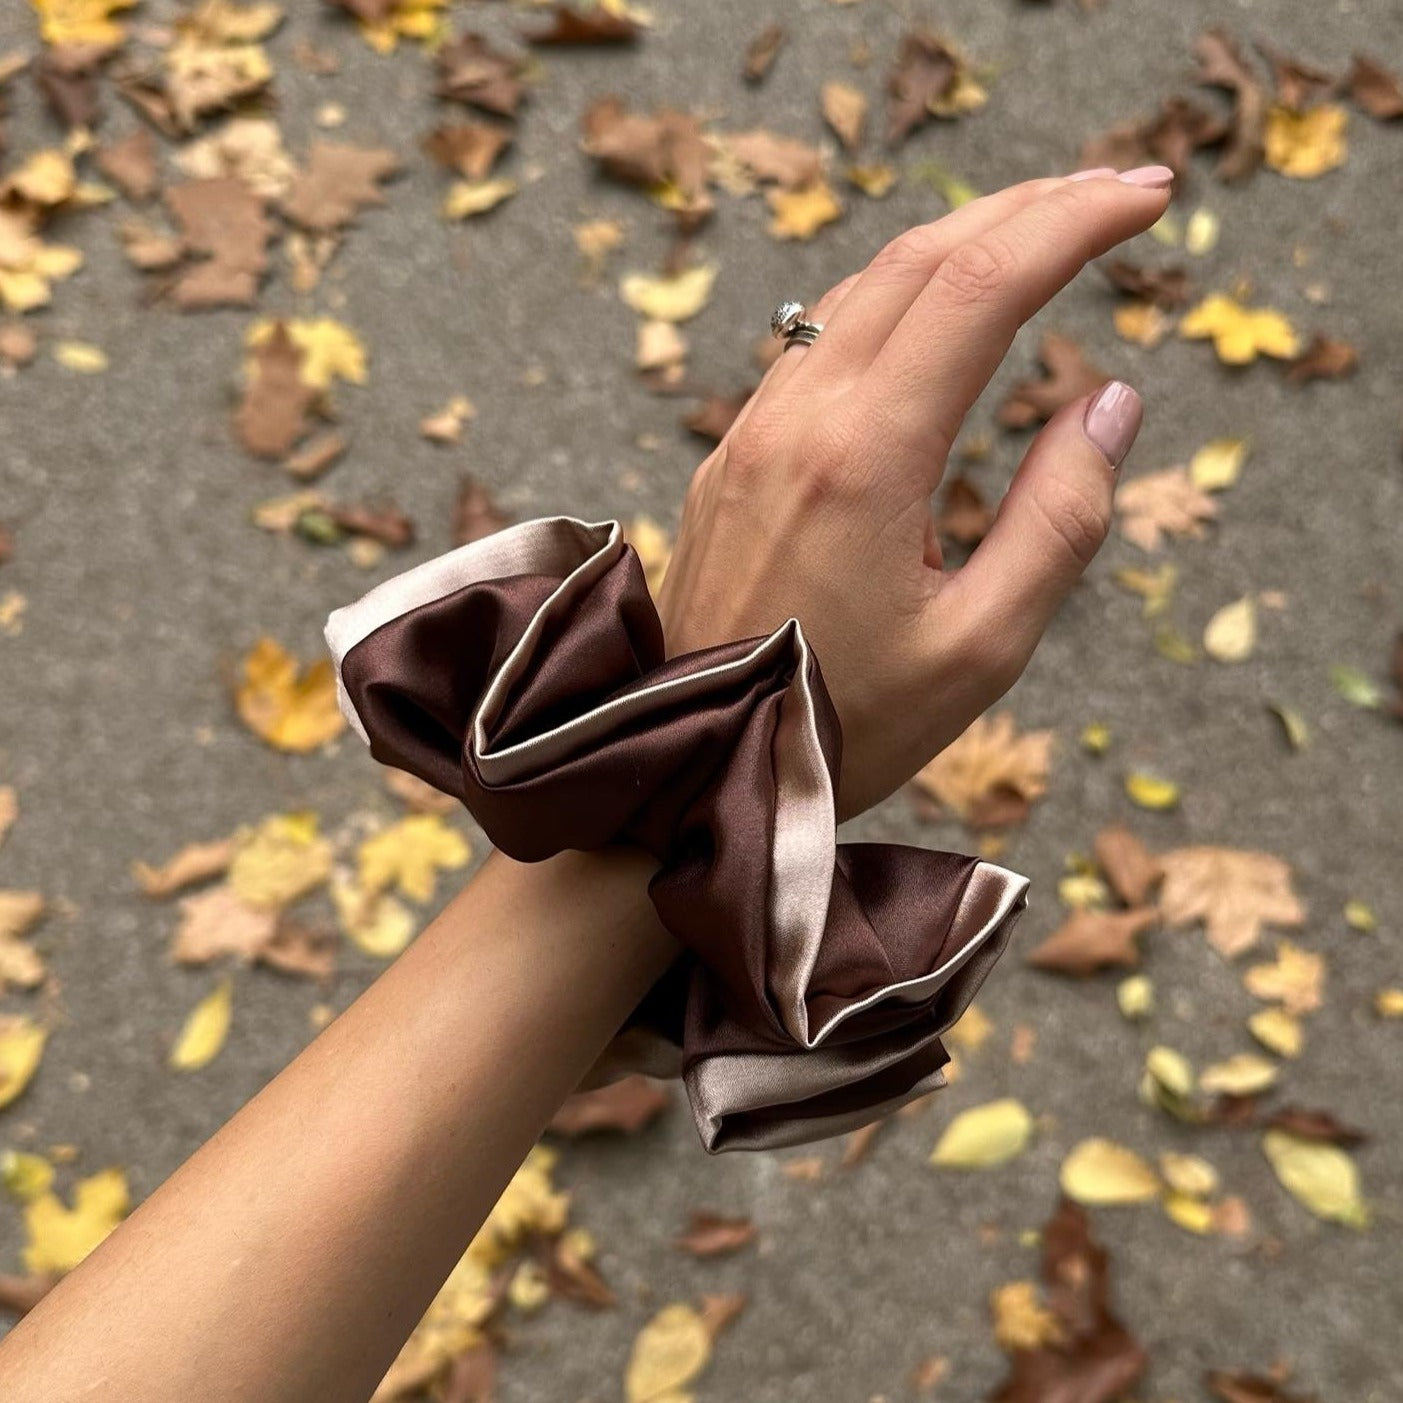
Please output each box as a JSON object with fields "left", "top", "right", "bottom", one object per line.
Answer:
{"left": 657, "top": 167, "right": 1170, "bottom": 818}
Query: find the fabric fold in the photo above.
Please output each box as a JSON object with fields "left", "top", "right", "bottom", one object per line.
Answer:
{"left": 326, "top": 517, "right": 1029, "bottom": 1153}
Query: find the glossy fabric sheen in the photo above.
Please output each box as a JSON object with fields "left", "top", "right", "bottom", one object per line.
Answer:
{"left": 326, "top": 518, "right": 1030, "bottom": 1153}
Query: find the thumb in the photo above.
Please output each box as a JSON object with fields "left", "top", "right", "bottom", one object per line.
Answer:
{"left": 938, "top": 380, "right": 1141, "bottom": 682}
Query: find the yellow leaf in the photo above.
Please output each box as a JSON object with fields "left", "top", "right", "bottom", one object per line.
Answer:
{"left": 930, "top": 1098, "right": 1033, "bottom": 1169}
{"left": 1189, "top": 437, "right": 1249, "bottom": 492}
{"left": 1079, "top": 721, "right": 1112, "bottom": 755}
{"left": 1116, "top": 974, "right": 1154, "bottom": 1020}
{"left": 1376, "top": 988, "right": 1403, "bottom": 1018}
{"left": 1180, "top": 293, "right": 1301, "bottom": 365}
{"left": 619, "top": 266, "right": 716, "bottom": 323}
{"left": 990, "top": 1280, "right": 1062, "bottom": 1352}
{"left": 846, "top": 163, "right": 897, "bottom": 199}
{"left": 765, "top": 179, "right": 843, "bottom": 241}
{"left": 441, "top": 177, "right": 518, "bottom": 221}
{"left": 358, "top": 815, "right": 470, "bottom": 904}
{"left": 23, "top": 1166, "right": 130, "bottom": 1273}
{"left": 229, "top": 812, "right": 333, "bottom": 909}
{"left": 1198, "top": 1052, "right": 1278, "bottom": 1097}
{"left": 1113, "top": 301, "right": 1171, "bottom": 348}
{"left": 53, "top": 339, "right": 107, "bottom": 373}
{"left": 1125, "top": 772, "right": 1179, "bottom": 811}
{"left": 1203, "top": 596, "right": 1257, "bottom": 663}
{"left": 235, "top": 637, "right": 346, "bottom": 753}
{"left": 1163, "top": 1190, "right": 1216, "bottom": 1235}
{"left": 1059, "top": 1137, "right": 1162, "bottom": 1205}
{"left": 0, "top": 1016, "right": 46, "bottom": 1109}
{"left": 1249, "top": 1006, "right": 1304, "bottom": 1058}
{"left": 169, "top": 977, "right": 233, "bottom": 1071}
{"left": 1243, "top": 939, "right": 1324, "bottom": 1014}
{"left": 0, "top": 205, "right": 84, "bottom": 312}
{"left": 354, "top": 0, "right": 447, "bottom": 53}
{"left": 1159, "top": 1151, "right": 1219, "bottom": 1198}
{"left": 1265, "top": 103, "right": 1348, "bottom": 179}
{"left": 625, "top": 1303, "right": 713, "bottom": 1403}
{"left": 31, "top": 0, "right": 137, "bottom": 47}
{"left": 1139, "top": 1044, "right": 1198, "bottom": 1120}
{"left": 1262, "top": 1129, "right": 1368, "bottom": 1228}
{"left": 1113, "top": 563, "right": 1178, "bottom": 617}
{"left": 332, "top": 874, "right": 415, "bottom": 958}
{"left": 1343, "top": 900, "right": 1376, "bottom": 933}
{"left": 1, "top": 1150, "right": 54, "bottom": 1203}
{"left": 1184, "top": 206, "right": 1220, "bottom": 256}
{"left": 247, "top": 317, "right": 367, "bottom": 389}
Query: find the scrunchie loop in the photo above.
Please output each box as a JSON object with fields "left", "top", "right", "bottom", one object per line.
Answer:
{"left": 326, "top": 518, "right": 1029, "bottom": 1152}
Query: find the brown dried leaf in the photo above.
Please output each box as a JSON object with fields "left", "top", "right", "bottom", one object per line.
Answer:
{"left": 912, "top": 713, "right": 1052, "bottom": 828}
{"left": 1157, "top": 847, "right": 1305, "bottom": 958}
{"left": 1285, "top": 333, "right": 1358, "bottom": 384}
{"left": 548, "top": 1075, "right": 669, "bottom": 1137}
{"left": 134, "top": 838, "right": 236, "bottom": 897}
{"left": 933, "top": 474, "right": 993, "bottom": 546}
{"left": 1194, "top": 29, "right": 1268, "bottom": 181}
{"left": 326, "top": 501, "right": 415, "bottom": 549}
{"left": 1115, "top": 466, "right": 1217, "bottom": 553}
{"left": 991, "top": 1199, "right": 1147, "bottom": 1403}
{"left": 36, "top": 43, "right": 107, "bottom": 129}
{"left": 452, "top": 475, "right": 512, "bottom": 548}
{"left": 422, "top": 121, "right": 512, "bottom": 180}
{"left": 727, "top": 130, "right": 824, "bottom": 191}
{"left": 1027, "top": 908, "right": 1157, "bottom": 976}
{"left": 674, "top": 1213, "right": 756, "bottom": 1258}
{"left": 683, "top": 390, "right": 751, "bottom": 442}
{"left": 885, "top": 29, "right": 963, "bottom": 147}
{"left": 524, "top": 5, "right": 641, "bottom": 45}
{"left": 166, "top": 176, "right": 271, "bottom": 308}
{"left": 698, "top": 1292, "right": 747, "bottom": 1340}
{"left": 1265, "top": 1106, "right": 1366, "bottom": 1148}
{"left": 1347, "top": 54, "right": 1403, "bottom": 120}
{"left": 1081, "top": 97, "right": 1228, "bottom": 181}
{"left": 439, "top": 1343, "right": 497, "bottom": 1403}
{"left": 172, "top": 885, "right": 279, "bottom": 965}
{"left": 1207, "top": 1372, "right": 1315, "bottom": 1403}
{"left": 1102, "top": 258, "right": 1192, "bottom": 309}
{"left": 281, "top": 143, "right": 399, "bottom": 233}
{"left": 96, "top": 126, "right": 159, "bottom": 201}
{"left": 436, "top": 32, "right": 527, "bottom": 119}
{"left": 1094, "top": 825, "right": 1162, "bottom": 907}
{"left": 743, "top": 24, "right": 784, "bottom": 84}
{"left": 235, "top": 322, "right": 315, "bottom": 458}
{"left": 582, "top": 96, "right": 712, "bottom": 217}
{"left": 998, "top": 333, "right": 1109, "bottom": 430}
{"left": 1262, "top": 45, "right": 1335, "bottom": 112}
{"left": 284, "top": 430, "right": 347, "bottom": 480}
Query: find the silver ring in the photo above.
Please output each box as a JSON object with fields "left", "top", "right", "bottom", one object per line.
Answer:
{"left": 771, "top": 300, "right": 823, "bottom": 349}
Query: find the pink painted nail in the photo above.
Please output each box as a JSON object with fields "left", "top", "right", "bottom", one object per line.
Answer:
{"left": 1067, "top": 167, "right": 1116, "bottom": 182}
{"left": 1117, "top": 164, "right": 1174, "bottom": 189}
{"left": 1083, "top": 381, "right": 1143, "bottom": 471}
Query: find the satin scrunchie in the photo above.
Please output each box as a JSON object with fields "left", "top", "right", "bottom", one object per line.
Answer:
{"left": 325, "top": 517, "right": 1029, "bottom": 1153}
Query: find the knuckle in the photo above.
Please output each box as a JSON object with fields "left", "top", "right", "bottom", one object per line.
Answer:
{"left": 796, "top": 411, "right": 862, "bottom": 499}
{"left": 867, "top": 225, "right": 944, "bottom": 282}
{"left": 932, "top": 234, "right": 1017, "bottom": 306}
{"left": 1027, "top": 474, "right": 1110, "bottom": 572}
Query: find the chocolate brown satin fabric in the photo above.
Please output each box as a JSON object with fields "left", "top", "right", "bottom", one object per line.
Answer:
{"left": 329, "top": 518, "right": 1029, "bottom": 1153}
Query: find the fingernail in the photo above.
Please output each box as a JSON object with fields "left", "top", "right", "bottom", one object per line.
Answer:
{"left": 1067, "top": 166, "right": 1116, "bottom": 182}
{"left": 1117, "top": 164, "right": 1174, "bottom": 189}
{"left": 1083, "top": 380, "right": 1143, "bottom": 471}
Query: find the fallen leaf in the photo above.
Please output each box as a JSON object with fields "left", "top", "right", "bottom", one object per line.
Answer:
{"left": 0, "top": 1016, "right": 46, "bottom": 1109}
{"left": 23, "top": 1167, "right": 129, "bottom": 1274}
{"left": 1060, "top": 1138, "right": 1162, "bottom": 1205}
{"left": 166, "top": 177, "right": 271, "bottom": 308}
{"left": 1102, "top": 258, "right": 1192, "bottom": 309}
{"left": 1115, "top": 466, "right": 1217, "bottom": 552}
{"left": 169, "top": 976, "right": 233, "bottom": 1070}
{"left": 133, "top": 837, "right": 236, "bottom": 897}
{"left": 1027, "top": 908, "right": 1157, "bottom": 976}
{"left": 930, "top": 1098, "right": 1033, "bottom": 1169}
{"left": 36, "top": 45, "right": 103, "bottom": 131}
{"left": 1199, "top": 1053, "right": 1278, "bottom": 1097}
{"left": 933, "top": 474, "right": 993, "bottom": 546}
{"left": 1180, "top": 293, "right": 1301, "bottom": 365}
{"left": 885, "top": 29, "right": 985, "bottom": 147}
{"left": 821, "top": 80, "right": 867, "bottom": 152}
{"left": 1117, "top": 974, "right": 1154, "bottom": 1020}
{"left": 524, "top": 4, "right": 642, "bottom": 45}
{"left": 1347, "top": 53, "right": 1403, "bottom": 121}
{"left": 32, "top": 0, "right": 136, "bottom": 47}
{"left": 1194, "top": 29, "right": 1268, "bottom": 182}
{"left": 998, "top": 333, "right": 1108, "bottom": 429}
{"left": 682, "top": 390, "right": 750, "bottom": 442}
{"left": 912, "top": 713, "right": 1052, "bottom": 828}
{"left": 1094, "top": 825, "right": 1162, "bottom": 906}
{"left": 96, "top": 127, "right": 158, "bottom": 201}
{"left": 765, "top": 179, "right": 843, "bottom": 240}
{"left": 175, "top": 116, "right": 296, "bottom": 198}
{"left": 1204, "top": 596, "right": 1257, "bottom": 662}
{"left": 674, "top": 1212, "right": 756, "bottom": 1258}
{"left": 234, "top": 323, "right": 316, "bottom": 457}
{"left": 172, "top": 884, "right": 279, "bottom": 965}
{"left": 1286, "top": 333, "right": 1358, "bottom": 384}
{"left": 991, "top": 1280, "right": 1063, "bottom": 1352}
{"left": 358, "top": 815, "right": 470, "bottom": 904}
{"left": 1124, "top": 772, "right": 1179, "bottom": 811}
{"left": 1249, "top": 1006, "right": 1304, "bottom": 1058}
{"left": 228, "top": 812, "right": 333, "bottom": 910}
{"left": 548, "top": 1076, "right": 670, "bottom": 1136}
{"left": 1265, "top": 1106, "right": 1366, "bottom": 1148}
{"left": 1207, "top": 1371, "right": 1315, "bottom": 1403}
{"left": 1158, "top": 848, "right": 1305, "bottom": 959}
{"left": 0, "top": 204, "right": 83, "bottom": 312}
{"left": 436, "top": 31, "right": 525, "bottom": 118}
{"left": 1261, "top": 1129, "right": 1367, "bottom": 1228}
{"left": 441, "top": 177, "right": 517, "bottom": 220}
{"left": 1243, "top": 940, "right": 1324, "bottom": 1013}
{"left": 625, "top": 1302, "right": 713, "bottom": 1403}
{"left": 1264, "top": 103, "right": 1348, "bottom": 179}
{"left": 1329, "top": 662, "right": 1382, "bottom": 710}
{"left": 619, "top": 265, "right": 716, "bottom": 322}
{"left": 452, "top": 475, "right": 511, "bottom": 546}
{"left": 742, "top": 23, "right": 784, "bottom": 83}
{"left": 247, "top": 316, "right": 367, "bottom": 391}
{"left": 235, "top": 637, "right": 346, "bottom": 753}
{"left": 1190, "top": 437, "right": 1249, "bottom": 492}
{"left": 1343, "top": 899, "right": 1376, "bottom": 933}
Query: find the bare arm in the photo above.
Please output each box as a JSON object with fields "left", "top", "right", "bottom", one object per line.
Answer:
{"left": 0, "top": 848, "right": 675, "bottom": 1403}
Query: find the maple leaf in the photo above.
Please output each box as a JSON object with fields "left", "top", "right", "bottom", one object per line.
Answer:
{"left": 765, "top": 179, "right": 842, "bottom": 240}
{"left": 1157, "top": 847, "right": 1306, "bottom": 958}
{"left": 0, "top": 204, "right": 83, "bottom": 313}
{"left": 160, "top": 34, "right": 275, "bottom": 133}
{"left": 422, "top": 121, "right": 512, "bottom": 181}
{"left": 998, "top": 333, "right": 1109, "bottom": 429}
{"left": 1243, "top": 940, "right": 1325, "bottom": 1014}
{"left": 234, "top": 322, "right": 315, "bottom": 457}
{"left": 1115, "top": 465, "right": 1217, "bottom": 552}
{"left": 1094, "top": 824, "right": 1162, "bottom": 906}
{"left": 1181, "top": 292, "right": 1301, "bottom": 365}
{"left": 172, "top": 884, "right": 278, "bottom": 964}
{"left": 436, "top": 31, "right": 527, "bottom": 118}
{"left": 235, "top": 637, "right": 345, "bottom": 753}
{"left": 358, "top": 815, "right": 470, "bottom": 904}
{"left": 452, "top": 475, "right": 511, "bottom": 547}
{"left": 22, "top": 1167, "right": 129, "bottom": 1274}
{"left": 165, "top": 177, "right": 271, "bottom": 308}
{"left": 1027, "top": 908, "right": 1157, "bottom": 976}
{"left": 31, "top": 0, "right": 137, "bottom": 48}
{"left": 912, "top": 713, "right": 1053, "bottom": 828}
{"left": 1194, "top": 28, "right": 1268, "bottom": 182}
{"left": 281, "top": 142, "right": 399, "bottom": 232}
{"left": 885, "top": 30, "right": 984, "bottom": 147}
{"left": 1265, "top": 102, "right": 1348, "bottom": 178}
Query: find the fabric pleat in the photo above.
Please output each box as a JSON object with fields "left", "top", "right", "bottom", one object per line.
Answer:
{"left": 326, "top": 517, "right": 1030, "bottom": 1152}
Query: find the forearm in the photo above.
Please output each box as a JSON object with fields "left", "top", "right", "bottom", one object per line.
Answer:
{"left": 0, "top": 846, "right": 676, "bottom": 1403}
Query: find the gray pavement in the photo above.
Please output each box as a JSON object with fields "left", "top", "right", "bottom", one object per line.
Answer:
{"left": 2, "top": 0, "right": 1402, "bottom": 1399}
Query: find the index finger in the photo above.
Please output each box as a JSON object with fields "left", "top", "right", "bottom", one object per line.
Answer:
{"left": 862, "top": 168, "right": 1172, "bottom": 479}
